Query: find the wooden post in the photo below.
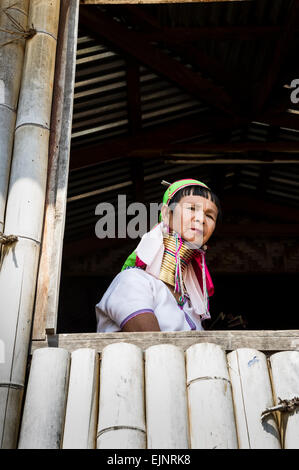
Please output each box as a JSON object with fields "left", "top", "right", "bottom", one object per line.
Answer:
{"left": 186, "top": 342, "right": 238, "bottom": 449}
{"left": 97, "top": 343, "right": 146, "bottom": 449}
{"left": 269, "top": 351, "right": 299, "bottom": 449}
{"left": 62, "top": 349, "right": 99, "bottom": 449}
{"left": 227, "top": 348, "right": 281, "bottom": 448}
{"left": 18, "top": 348, "right": 70, "bottom": 449}
{"left": 145, "top": 344, "right": 189, "bottom": 449}
{"left": 0, "top": 0, "right": 60, "bottom": 449}
{"left": 32, "top": 0, "right": 80, "bottom": 340}
{"left": 0, "top": 0, "right": 29, "bottom": 233}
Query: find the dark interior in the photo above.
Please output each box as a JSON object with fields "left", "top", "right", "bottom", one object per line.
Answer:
{"left": 57, "top": 1, "right": 299, "bottom": 333}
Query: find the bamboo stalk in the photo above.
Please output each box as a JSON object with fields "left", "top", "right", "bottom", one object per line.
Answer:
{"left": 0, "top": 0, "right": 29, "bottom": 234}
{"left": 186, "top": 342, "right": 238, "bottom": 449}
{"left": 97, "top": 343, "right": 146, "bottom": 449}
{"left": 145, "top": 344, "right": 189, "bottom": 449}
{"left": 0, "top": 0, "right": 60, "bottom": 449}
{"left": 227, "top": 348, "right": 281, "bottom": 448}
{"left": 62, "top": 349, "right": 99, "bottom": 449}
{"left": 269, "top": 351, "right": 299, "bottom": 449}
{"left": 18, "top": 348, "right": 70, "bottom": 449}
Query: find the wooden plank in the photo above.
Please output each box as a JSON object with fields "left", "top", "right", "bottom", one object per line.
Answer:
{"left": 31, "top": 330, "right": 299, "bottom": 355}
{"left": 145, "top": 344, "right": 189, "bottom": 448}
{"left": 32, "top": 0, "right": 80, "bottom": 340}
{"left": 186, "top": 343, "right": 238, "bottom": 448}
{"left": 18, "top": 348, "right": 70, "bottom": 449}
{"left": 269, "top": 351, "right": 299, "bottom": 449}
{"left": 227, "top": 348, "right": 281, "bottom": 448}
{"left": 70, "top": 114, "right": 247, "bottom": 169}
{"left": 62, "top": 349, "right": 99, "bottom": 449}
{"left": 79, "top": 6, "right": 236, "bottom": 115}
{"left": 138, "top": 25, "right": 283, "bottom": 41}
{"left": 154, "top": 141, "right": 299, "bottom": 155}
{"left": 96, "top": 343, "right": 146, "bottom": 449}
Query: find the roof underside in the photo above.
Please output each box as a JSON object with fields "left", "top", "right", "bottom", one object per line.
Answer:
{"left": 64, "top": 0, "right": 299, "bottom": 249}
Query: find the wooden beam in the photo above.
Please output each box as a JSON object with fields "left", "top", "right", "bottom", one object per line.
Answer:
{"left": 138, "top": 26, "right": 284, "bottom": 42}
{"left": 70, "top": 114, "right": 246, "bottom": 169}
{"left": 31, "top": 330, "right": 299, "bottom": 354}
{"left": 152, "top": 141, "right": 299, "bottom": 155}
{"left": 79, "top": 6, "right": 236, "bottom": 115}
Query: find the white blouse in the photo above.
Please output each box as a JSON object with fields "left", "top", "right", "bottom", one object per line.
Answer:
{"left": 96, "top": 268, "right": 204, "bottom": 332}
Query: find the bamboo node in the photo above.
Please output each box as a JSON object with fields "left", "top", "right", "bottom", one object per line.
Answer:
{"left": 261, "top": 396, "right": 299, "bottom": 421}
{"left": 0, "top": 232, "right": 18, "bottom": 245}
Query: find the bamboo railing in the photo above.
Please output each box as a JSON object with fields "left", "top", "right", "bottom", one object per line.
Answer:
{"left": 17, "top": 343, "right": 299, "bottom": 449}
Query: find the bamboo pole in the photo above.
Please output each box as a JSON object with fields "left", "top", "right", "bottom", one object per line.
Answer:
{"left": 186, "top": 342, "right": 238, "bottom": 449}
{"left": 97, "top": 343, "right": 146, "bottom": 449}
{"left": 227, "top": 348, "right": 281, "bottom": 448}
{"left": 269, "top": 351, "right": 299, "bottom": 449}
{"left": 145, "top": 344, "right": 189, "bottom": 449}
{"left": 0, "top": 0, "right": 60, "bottom": 449}
{"left": 0, "top": 0, "right": 29, "bottom": 234}
{"left": 62, "top": 349, "right": 99, "bottom": 449}
{"left": 18, "top": 348, "right": 70, "bottom": 449}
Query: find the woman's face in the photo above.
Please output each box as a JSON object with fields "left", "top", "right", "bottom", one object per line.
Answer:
{"left": 164, "top": 194, "right": 218, "bottom": 247}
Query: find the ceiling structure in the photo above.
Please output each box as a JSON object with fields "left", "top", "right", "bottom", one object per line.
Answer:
{"left": 62, "top": 0, "right": 299, "bottom": 266}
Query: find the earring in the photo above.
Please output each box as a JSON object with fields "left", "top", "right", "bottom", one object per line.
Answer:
{"left": 162, "top": 220, "right": 170, "bottom": 235}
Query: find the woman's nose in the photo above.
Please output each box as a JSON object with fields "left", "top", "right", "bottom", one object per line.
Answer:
{"left": 195, "top": 211, "right": 204, "bottom": 224}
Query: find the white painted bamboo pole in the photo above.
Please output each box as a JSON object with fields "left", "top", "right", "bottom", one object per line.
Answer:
{"left": 227, "top": 348, "right": 281, "bottom": 448}
{"left": 0, "top": 0, "right": 60, "bottom": 449}
{"left": 145, "top": 344, "right": 189, "bottom": 449}
{"left": 18, "top": 348, "right": 70, "bottom": 449}
{"left": 0, "top": 0, "right": 29, "bottom": 233}
{"left": 186, "top": 342, "right": 238, "bottom": 449}
{"left": 269, "top": 351, "right": 299, "bottom": 449}
{"left": 62, "top": 349, "right": 99, "bottom": 449}
{"left": 97, "top": 343, "right": 146, "bottom": 449}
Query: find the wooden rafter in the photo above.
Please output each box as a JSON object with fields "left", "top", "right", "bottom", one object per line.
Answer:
{"left": 122, "top": 4, "right": 240, "bottom": 103}
{"left": 133, "top": 141, "right": 299, "bottom": 156}
{"left": 70, "top": 114, "right": 246, "bottom": 169}
{"left": 79, "top": 6, "right": 237, "bottom": 115}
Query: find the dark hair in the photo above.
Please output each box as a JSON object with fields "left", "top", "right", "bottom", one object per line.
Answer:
{"left": 168, "top": 185, "right": 222, "bottom": 223}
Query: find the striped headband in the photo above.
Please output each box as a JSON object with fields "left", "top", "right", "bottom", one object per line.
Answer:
{"left": 162, "top": 178, "right": 210, "bottom": 206}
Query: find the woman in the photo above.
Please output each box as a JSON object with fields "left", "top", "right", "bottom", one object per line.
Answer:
{"left": 95, "top": 178, "right": 220, "bottom": 332}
